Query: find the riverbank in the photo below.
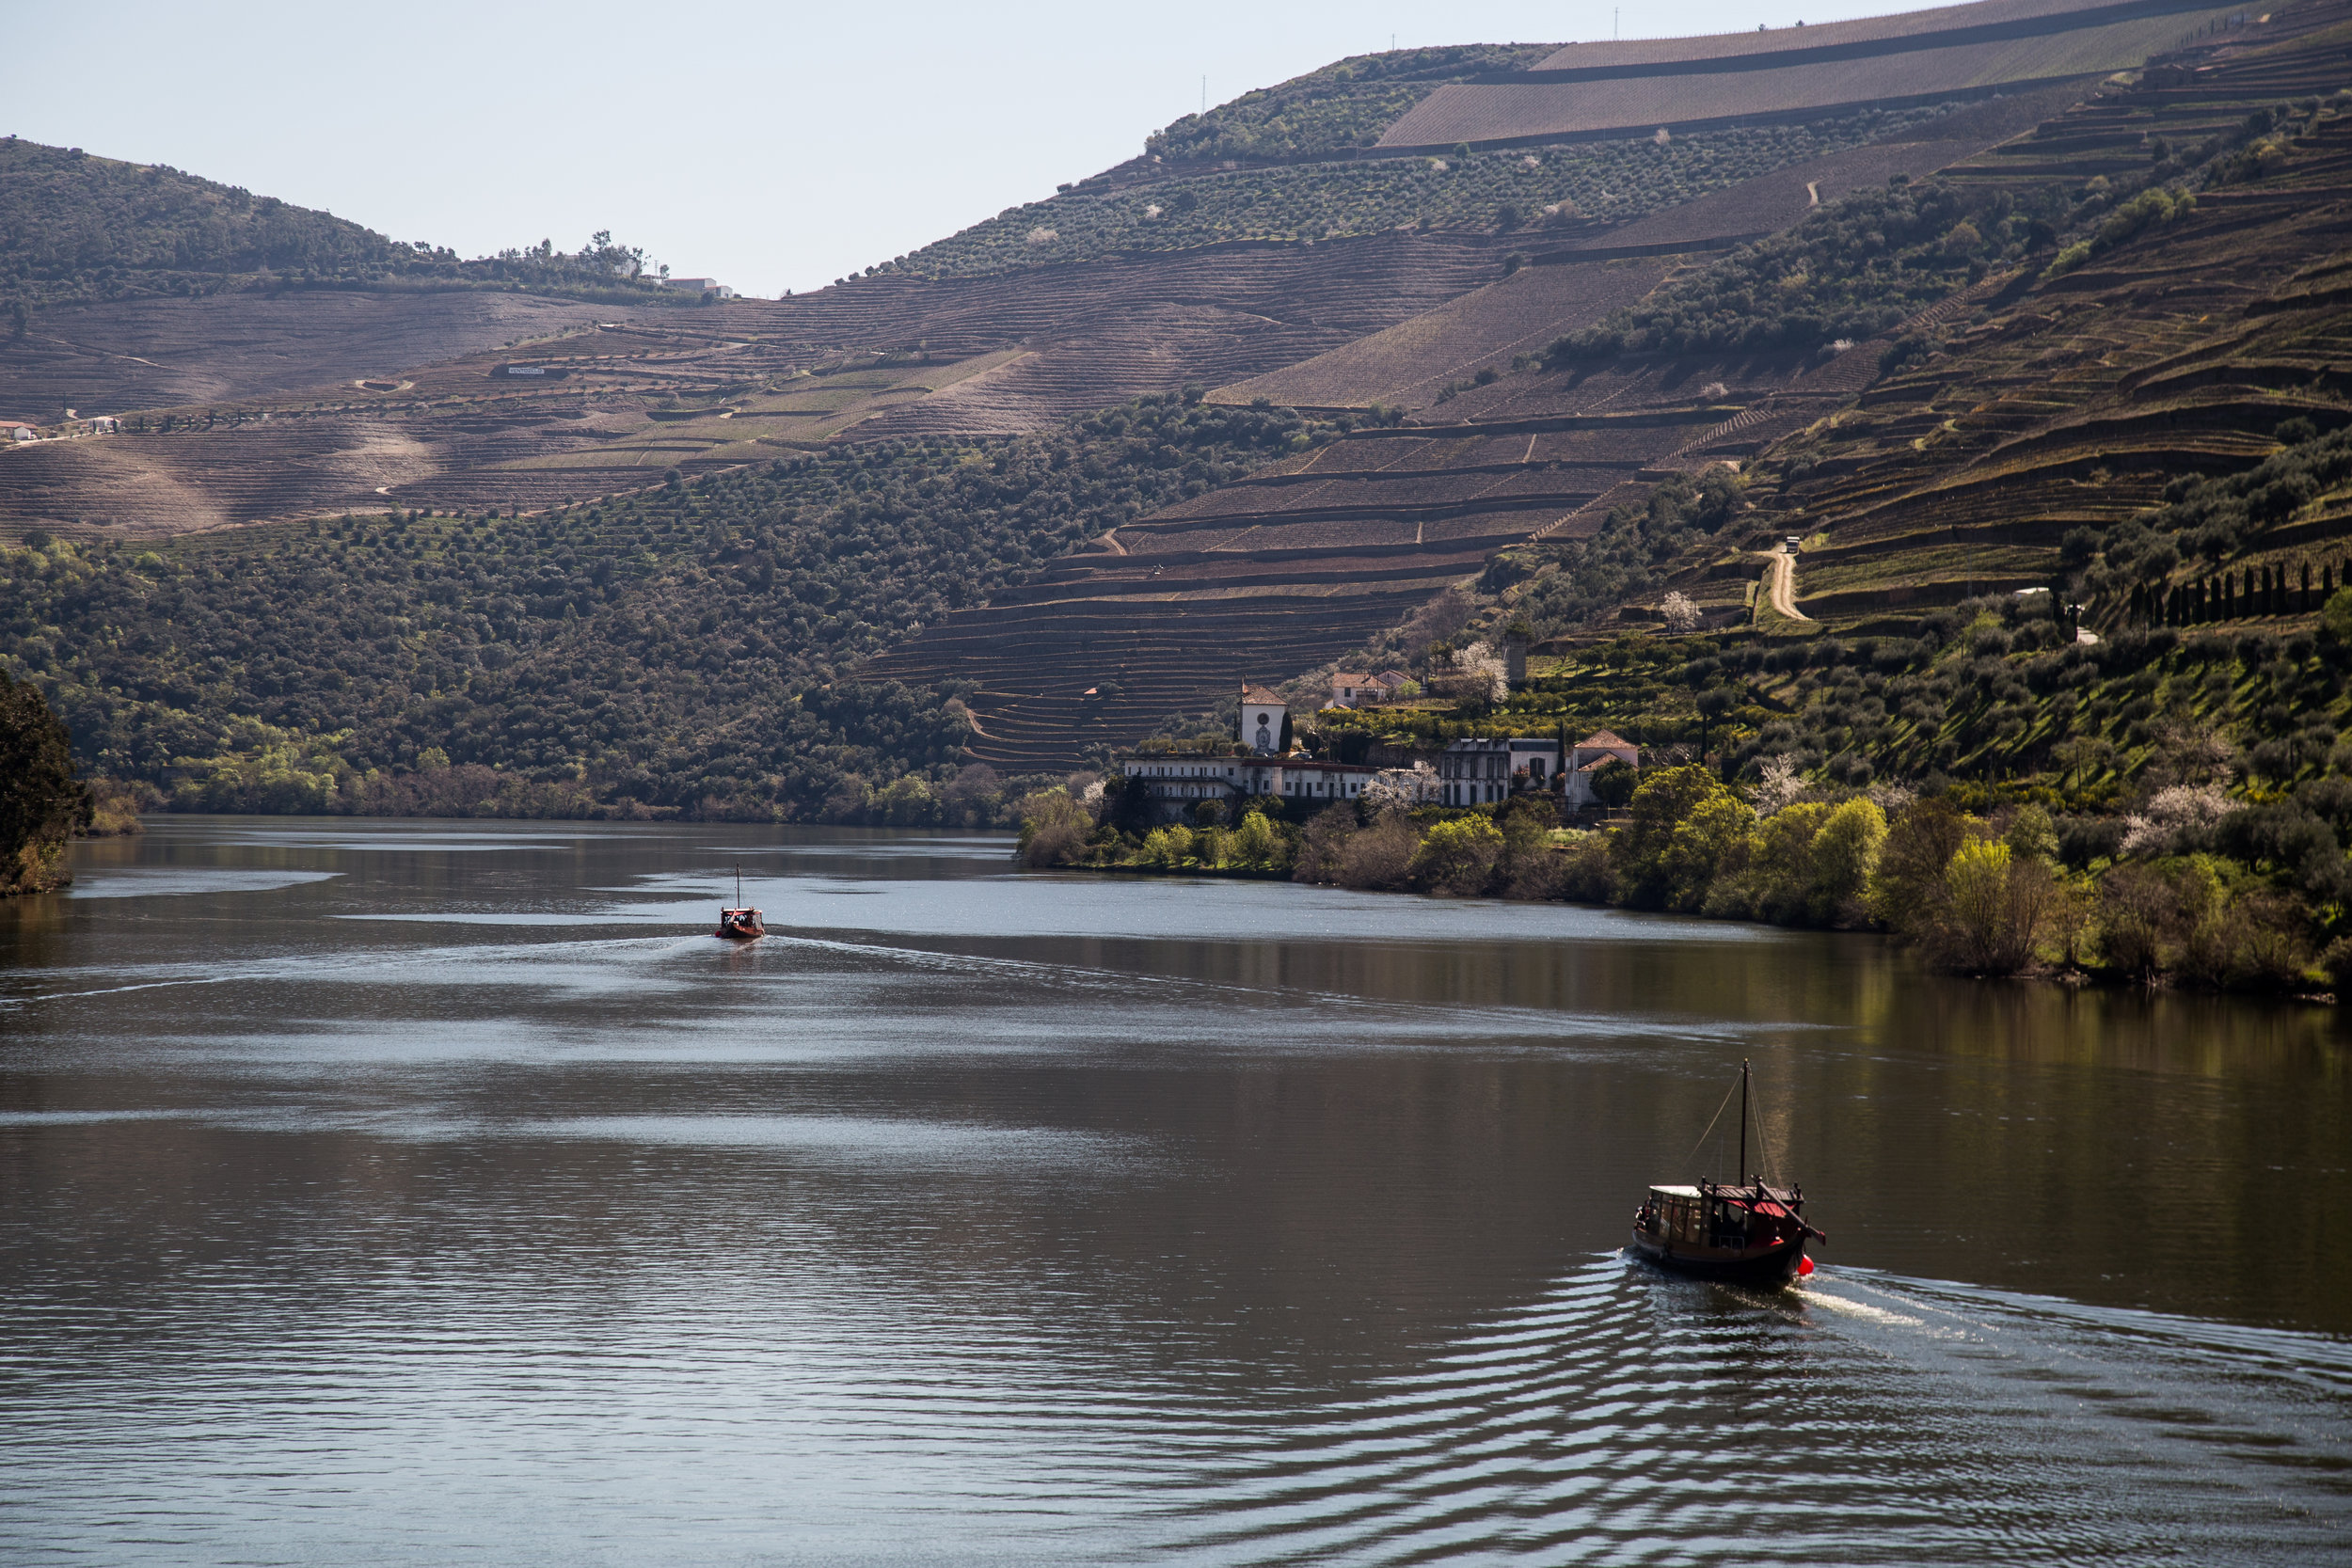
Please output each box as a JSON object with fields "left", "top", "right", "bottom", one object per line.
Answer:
{"left": 1019, "top": 767, "right": 2352, "bottom": 1003}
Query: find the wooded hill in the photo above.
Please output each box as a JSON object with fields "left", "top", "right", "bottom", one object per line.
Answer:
{"left": 1, "top": 396, "right": 1328, "bottom": 817}
{"left": 0, "top": 137, "right": 676, "bottom": 313}
{"left": 7, "top": 0, "right": 2352, "bottom": 830}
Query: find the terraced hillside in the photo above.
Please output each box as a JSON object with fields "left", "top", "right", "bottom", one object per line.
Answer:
{"left": 1381, "top": 0, "right": 2263, "bottom": 149}
{"left": 0, "top": 230, "right": 1532, "bottom": 539}
{"left": 5, "top": 0, "right": 2241, "bottom": 548}
{"left": 865, "top": 347, "right": 1892, "bottom": 770}
{"left": 862, "top": 0, "right": 2352, "bottom": 770}
{"left": 863, "top": 29, "right": 2198, "bottom": 766}
{"left": 1728, "top": 26, "right": 2352, "bottom": 627}
{"left": 1213, "top": 89, "right": 2076, "bottom": 412}
{"left": 0, "top": 290, "right": 671, "bottom": 414}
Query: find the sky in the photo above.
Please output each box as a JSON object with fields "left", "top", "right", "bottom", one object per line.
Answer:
{"left": 8, "top": 0, "right": 1945, "bottom": 299}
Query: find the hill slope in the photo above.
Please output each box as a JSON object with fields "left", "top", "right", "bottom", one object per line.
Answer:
{"left": 0, "top": 137, "right": 673, "bottom": 313}
{"left": 9, "top": 0, "right": 2352, "bottom": 815}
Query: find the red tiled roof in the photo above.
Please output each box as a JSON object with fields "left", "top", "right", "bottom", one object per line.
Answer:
{"left": 1241, "top": 685, "right": 1286, "bottom": 705}
{"left": 1578, "top": 729, "right": 1630, "bottom": 748}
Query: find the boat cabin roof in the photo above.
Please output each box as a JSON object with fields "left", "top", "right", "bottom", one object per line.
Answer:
{"left": 1649, "top": 1184, "right": 1703, "bottom": 1198}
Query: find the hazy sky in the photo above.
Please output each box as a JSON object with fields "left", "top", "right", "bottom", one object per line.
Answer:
{"left": 10, "top": 0, "right": 1940, "bottom": 298}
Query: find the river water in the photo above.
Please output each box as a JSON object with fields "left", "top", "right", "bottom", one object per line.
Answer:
{"left": 2, "top": 818, "right": 2346, "bottom": 1565}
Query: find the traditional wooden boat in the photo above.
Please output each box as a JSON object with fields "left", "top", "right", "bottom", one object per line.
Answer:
{"left": 1629, "top": 1060, "right": 1823, "bottom": 1285}
{"left": 714, "top": 866, "right": 765, "bottom": 941}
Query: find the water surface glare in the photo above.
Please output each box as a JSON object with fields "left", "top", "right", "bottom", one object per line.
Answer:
{"left": 2, "top": 817, "right": 2347, "bottom": 1564}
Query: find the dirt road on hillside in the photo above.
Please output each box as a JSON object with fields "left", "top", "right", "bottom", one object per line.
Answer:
{"left": 1766, "top": 546, "right": 1809, "bottom": 621}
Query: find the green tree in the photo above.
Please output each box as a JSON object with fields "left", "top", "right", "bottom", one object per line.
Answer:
{"left": 1232, "top": 808, "right": 1290, "bottom": 870}
{"left": 1589, "top": 757, "right": 1638, "bottom": 808}
{"left": 1868, "top": 798, "right": 1985, "bottom": 933}
{"left": 1613, "top": 765, "right": 1753, "bottom": 911}
{"left": 1929, "top": 839, "right": 2055, "bottom": 974}
{"left": 0, "top": 670, "right": 88, "bottom": 895}
{"left": 1413, "top": 815, "right": 1503, "bottom": 895}
{"left": 1809, "top": 798, "right": 1887, "bottom": 924}
{"left": 1016, "top": 788, "right": 1092, "bottom": 868}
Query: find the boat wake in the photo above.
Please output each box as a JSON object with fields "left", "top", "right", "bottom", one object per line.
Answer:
{"left": 1151, "top": 1255, "right": 2352, "bottom": 1565}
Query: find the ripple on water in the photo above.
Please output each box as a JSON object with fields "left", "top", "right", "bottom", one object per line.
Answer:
{"left": 1153, "top": 1259, "right": 2352, "bottom": 1565}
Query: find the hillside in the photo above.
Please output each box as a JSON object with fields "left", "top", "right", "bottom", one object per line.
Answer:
{"left": 870, "top": 0, "right": 2351, "bottom": 769}
{"left": 2, "top": 396, "right": 1327, "bottom": 816}
{"left": 0, "top": 137, "right": 675, "bottom": 313}
{"left": 8, "top": 0, "right": 2352, "bottom": 820}
{"left": 0, "top": 232, "right": 1518, "bottom": 539}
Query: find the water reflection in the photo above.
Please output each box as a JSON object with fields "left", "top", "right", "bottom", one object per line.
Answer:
{"left": 0, "top": 818, "right": 2344, "bottom": 1564}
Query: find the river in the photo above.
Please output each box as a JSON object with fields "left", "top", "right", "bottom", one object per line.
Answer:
{"left": 2, "top": 818, "right": 2346, "bottom": 1564}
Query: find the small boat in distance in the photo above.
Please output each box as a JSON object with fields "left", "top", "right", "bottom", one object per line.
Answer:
{"left": 715, "top": 865, "right": 765, "bottom": 941}
{"left": 1629, "top": 1059, "right": 1824, "bottom": 1285}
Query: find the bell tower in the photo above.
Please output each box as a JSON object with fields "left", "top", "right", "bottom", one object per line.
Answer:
{"left": 1240, "top": 684, "right": 1288, "bottom": 756}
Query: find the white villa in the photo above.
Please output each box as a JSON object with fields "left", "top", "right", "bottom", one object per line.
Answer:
{"left": 1120, "top": 753, "right": 1437, "bottom": 821}
{"left": 1437, "top": 736, "right": 1565, "bottom": 806}
{"left": 1562, "top": 730, "right": 1642, "bottom": 805}
{"left": 1118, "top": 679, "right": 1437, "bottom": 822}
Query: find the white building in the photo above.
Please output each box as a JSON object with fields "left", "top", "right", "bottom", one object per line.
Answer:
{"left": 1563, "top": 729, "right": 1642, "bottom": 806}
{"left": 1118, "top": 753, "right": 1432, "bottom": 823}
{"left": 1240, "top": 684, "right": 1287, "bottom": 755}
{"left": 662, "top": 277, "right": 737, "bottom": 298}
{"left": 1329, "top": 671, "right": 1382, "bottom": 707}
{"left": 1436, "top": 736, "right": 1564, "bottom": 807}
{"left": 7, "top": 424, "right": 37, "bottom": 443}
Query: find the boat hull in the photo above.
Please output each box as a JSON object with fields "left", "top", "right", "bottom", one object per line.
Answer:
{"left": 1628, "top": 1230, "right": 1806, "bottom": 1285}
{"left": 715, "top": 907, "right": 765, "bottom": 940}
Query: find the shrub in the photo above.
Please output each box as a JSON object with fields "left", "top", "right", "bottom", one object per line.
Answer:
{"left": 2322, "top": 935, "right": 2352, "bottom": 1000}
{"left": 1141, "top": 824, "right": 1197, "bottom": 866}
{"left": 1336, "top": 811, "right": 1422, "bottom": 890}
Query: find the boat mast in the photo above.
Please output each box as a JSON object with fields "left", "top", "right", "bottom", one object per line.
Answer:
{"left": 736, "top": 864, "right": 742, "bottom": 906}
{"left": 1738, "top": 1059, "right": 1749, "bottom": 1186}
